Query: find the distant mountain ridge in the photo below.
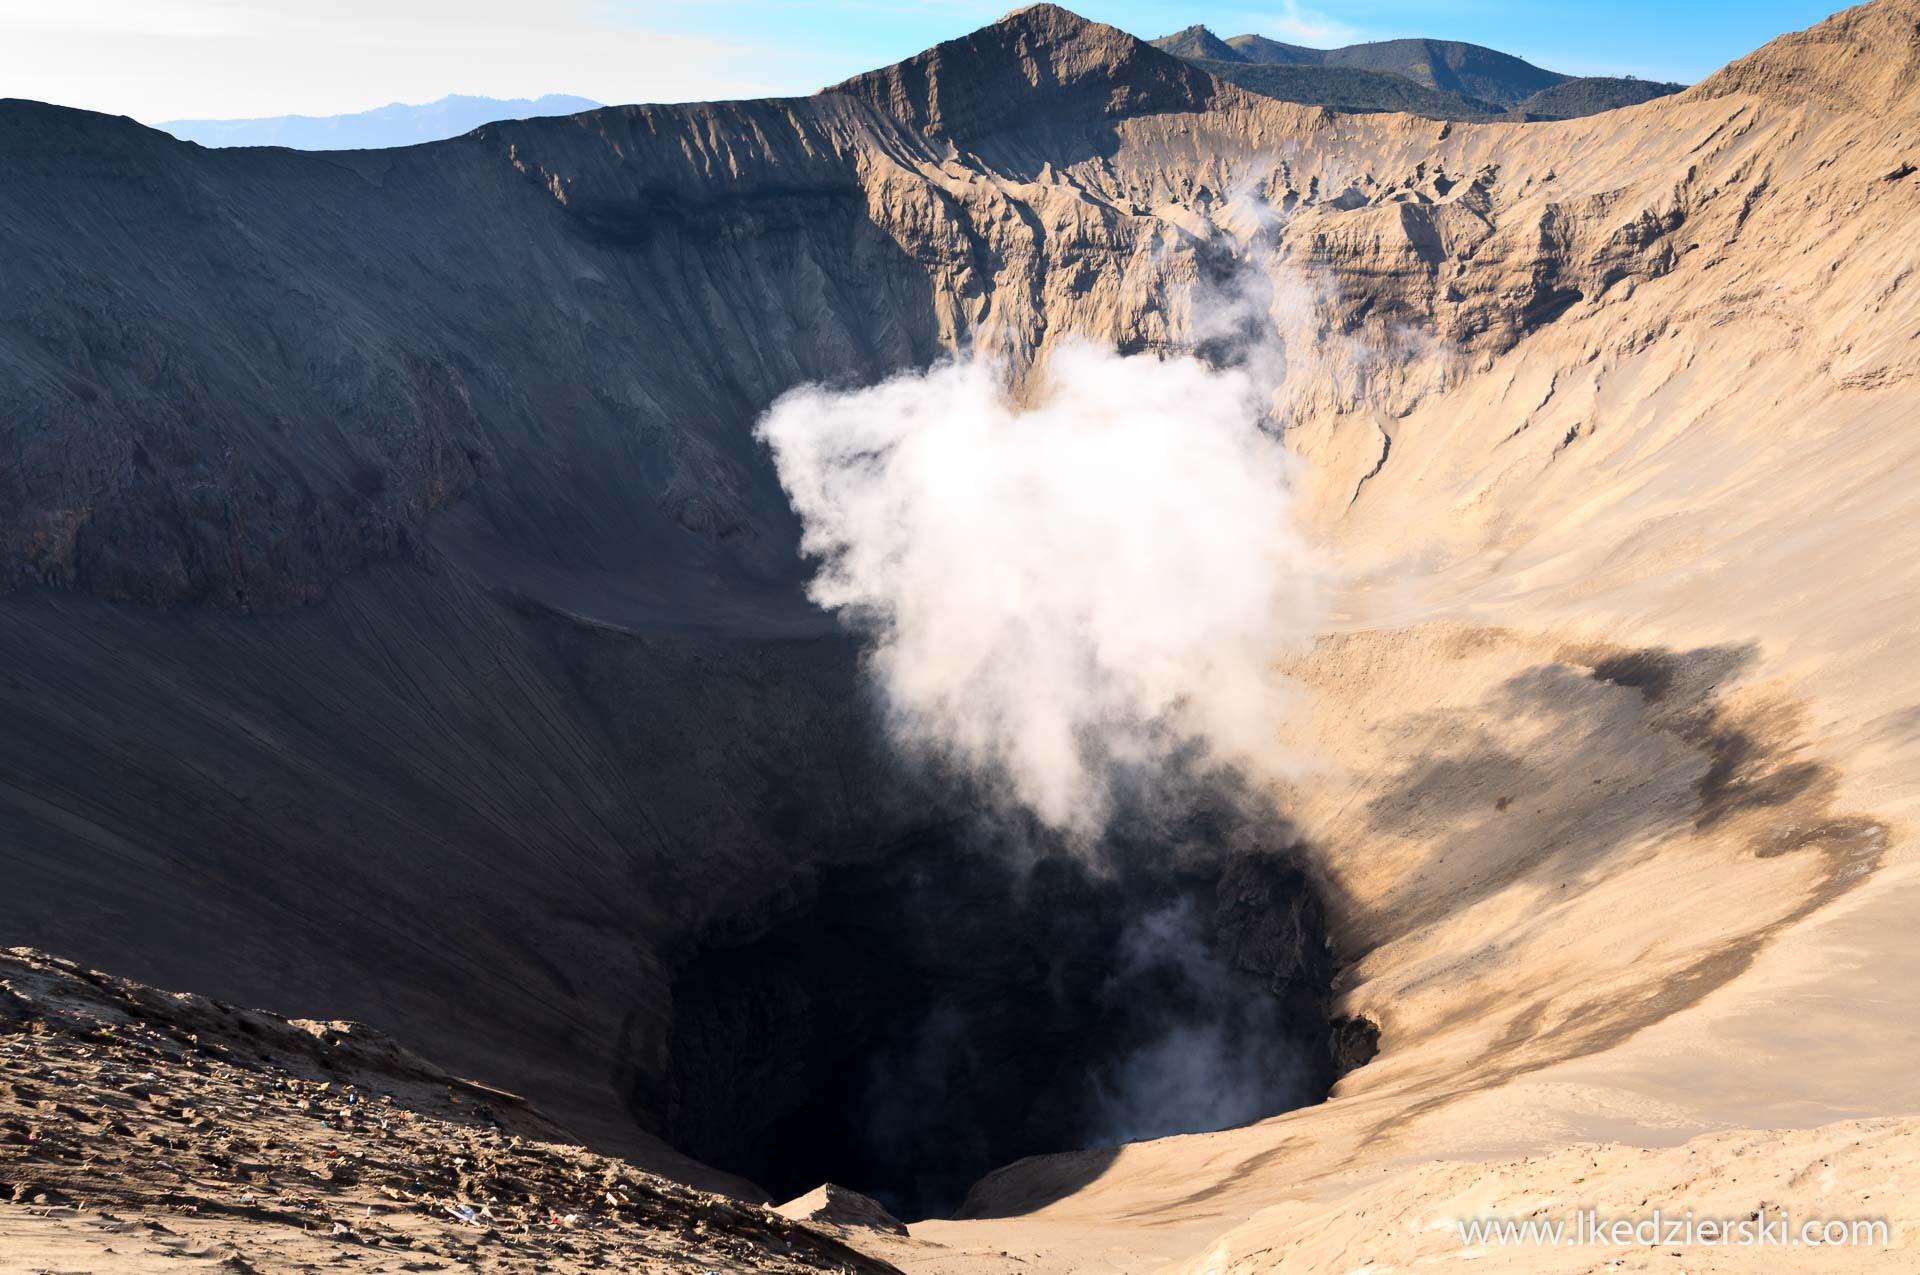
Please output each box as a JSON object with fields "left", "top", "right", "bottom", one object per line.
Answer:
{"left": 1508, "top": 74, "right": 1688, "bottom": 120}
{"left": 1177, "top": 59, "right": 1503, "bottom": 119}
{"left": 1152, "top": 24, "right": 1684, "bottom": 121}
{"left": 157, "top": 93, "right": 601, "bottom": 150}
{"left": 1236, "top": 34, "right": 1564, "bottom": 106}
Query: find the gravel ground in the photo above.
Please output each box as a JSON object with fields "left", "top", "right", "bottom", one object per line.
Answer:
{"left": 0, "top": 948, "right": 900, "bottom": 1275}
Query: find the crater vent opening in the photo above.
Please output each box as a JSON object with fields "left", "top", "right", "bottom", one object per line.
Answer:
{"left": 646, "top": 823, "right": 1370, "bottom": 1220}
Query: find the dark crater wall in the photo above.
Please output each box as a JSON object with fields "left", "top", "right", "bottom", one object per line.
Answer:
{"left": 655, "top": 815, "right": 1343, "bottom": 1219}
{"left": 0, "top": 94, "right": 956, "bottom": 1179}
{"left": 0, "top": 13, "right": 1395, "bottom": 1194}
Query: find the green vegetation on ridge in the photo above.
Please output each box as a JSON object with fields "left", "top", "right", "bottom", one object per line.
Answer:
{"left": 1153, "top": 24, "right": 1686, "bottom": 121}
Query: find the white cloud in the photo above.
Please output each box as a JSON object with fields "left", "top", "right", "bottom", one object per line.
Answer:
{"left": 1223, "top": 0, "right": 1365, "bottom": 46}
{"left": 0, "top": 0, "right": 805, "bottom": 122}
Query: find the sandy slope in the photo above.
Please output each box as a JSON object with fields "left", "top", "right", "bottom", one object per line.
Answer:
{"left": 868, "top": 3, "right": 1920, "bottom": 1271}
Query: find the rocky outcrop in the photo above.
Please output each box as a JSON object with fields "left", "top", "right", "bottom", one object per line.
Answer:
{"left": 776, "top": 1183, "right": 910, "bottom": 1236}
{"left": 0, "top": 948, "right": 904, "bottom": 1273}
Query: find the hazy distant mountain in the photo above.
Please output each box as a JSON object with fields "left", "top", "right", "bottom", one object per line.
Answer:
{"left": 1152, "top": 26, "right": 1684, "bottom": 120}
{"left": 156, "top": 93, "right": 600, "bottom": 150}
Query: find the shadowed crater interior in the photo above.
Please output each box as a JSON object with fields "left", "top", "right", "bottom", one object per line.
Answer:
{"left": 644, "top": 815, "right": 1363, "bottom": 1220}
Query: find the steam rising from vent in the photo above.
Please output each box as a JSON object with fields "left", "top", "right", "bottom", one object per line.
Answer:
{"left": 1088, "top": 900, "right": 1310, "bottom": 1146}
{"left": 720, "top": 238, "right": 1352, "bottom": 1212}
{"left": 756, "top": 338, "right": 1322, "bottom": 836}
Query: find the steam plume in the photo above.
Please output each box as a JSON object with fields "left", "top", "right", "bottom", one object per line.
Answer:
{"left": 756, "top": 332, "right": 1321, "bottom": 837}
{"left": 1087, "top": 901, "right": 1309, "bottom": 1146}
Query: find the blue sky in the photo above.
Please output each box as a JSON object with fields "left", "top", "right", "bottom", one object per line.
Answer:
{"left": 0, "top": 0, "right": 1852, "bottom": 123}
{"left": 628, "top": 0, "right": 1848, "bottom": 86}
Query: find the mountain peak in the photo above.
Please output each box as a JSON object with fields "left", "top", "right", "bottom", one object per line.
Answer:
{"left": 1153, "top": 24, "right": 1245, "bottom": 63}
{"left": 1687, "top": 0, "right": 1920, "bottom": 114}
{"left": 824, "top": 4, "right": 1221, "bottom": 144}
{"left": 1224, "top": 34, "right": 1319, "bottom": 65}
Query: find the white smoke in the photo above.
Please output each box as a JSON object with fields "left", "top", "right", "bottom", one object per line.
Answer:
{"left": 1086, "top": 901, "right": 1309, "bottom": 1147}
{"left": 755, "top": 333, "right": 1323, "bottom": 838}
